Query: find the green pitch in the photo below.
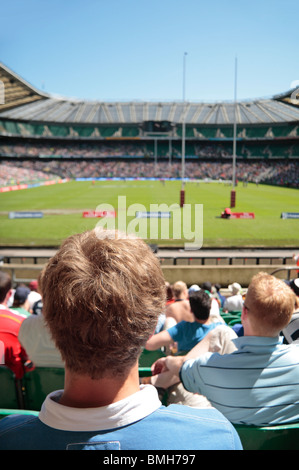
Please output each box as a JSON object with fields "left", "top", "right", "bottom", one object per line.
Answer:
{"left": 0, "top": 180, "right": 298, "bottom": 247}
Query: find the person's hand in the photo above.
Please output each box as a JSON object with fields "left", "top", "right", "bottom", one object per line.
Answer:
{"left": 151, "top": 355, "right": 184, "bottom": 376}
{"left": 151, "top": 357, "right": 168, "bottom": 375}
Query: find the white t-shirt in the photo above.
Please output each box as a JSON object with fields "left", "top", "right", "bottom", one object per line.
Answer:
{"left": 223, "top": 294, "right": 243, "bottom": 312}
{"left": 18, "top": 314, "right": 64, "bottom": 367}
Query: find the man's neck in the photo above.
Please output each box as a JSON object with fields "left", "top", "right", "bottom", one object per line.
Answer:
{"left": 58, "top": 362, "right": 141, "bottom": 408}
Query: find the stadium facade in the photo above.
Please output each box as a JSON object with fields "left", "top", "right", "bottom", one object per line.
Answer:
{"left": 0, "top": 62, "right": 298, "bottom": 186}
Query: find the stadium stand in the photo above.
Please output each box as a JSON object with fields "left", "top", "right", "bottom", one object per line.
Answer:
{"left": 1, "top": 158, "right": 298, "bottom": 188}
{"left": 0, "top": 61, "right": 298, "bottom": 190}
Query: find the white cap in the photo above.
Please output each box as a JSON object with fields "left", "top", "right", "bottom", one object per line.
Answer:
{"left": 228, "top": 282, "right": 242, "bottom": 295}
{"left": 188, "top": 284, "right": 200, "bottom": 295}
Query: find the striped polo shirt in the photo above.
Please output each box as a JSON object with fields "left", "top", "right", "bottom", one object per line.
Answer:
{"left": 180, "top": 335, "right": 299, "bottom": 426}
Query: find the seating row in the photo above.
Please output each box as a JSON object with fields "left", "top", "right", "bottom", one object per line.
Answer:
{"left": 220, "top": 310, "right": 242, "bottom": 326}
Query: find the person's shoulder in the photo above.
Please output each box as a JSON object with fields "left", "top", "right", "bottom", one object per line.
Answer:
{"left": 154, "top": 405, "right": 242, "bottom": 449}
{"left": 0, "top": 307, "right": 24, "bottom": 320}
{"left": 158, "top": 403, "right": 222, "bottom": 418}
{"left": 154, "top": 404, "right": 235, "bottom": 431}
{"left": 19, "top": 311, "right": 41, "bottom": 333}
{"left": 0, "top": 414, "right": 41, "bottom": 450}
{"left": 0, "top": 413, "right": 39, "bottom": 434}
{"left": 165, "top": 302, "right": 175, "bottom": 313}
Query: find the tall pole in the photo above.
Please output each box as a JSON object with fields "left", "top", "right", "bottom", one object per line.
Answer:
{"left": 169, "top": 138, "right": 172, "bottom": 166}
{"left": 231, "top": 56, "right": 238, "bottom": 208}
{"left": 154, "top": 138, "right": 157, "bottom": 176}
{"left": 180, "top": 52, "right": 187, "bottom": 207}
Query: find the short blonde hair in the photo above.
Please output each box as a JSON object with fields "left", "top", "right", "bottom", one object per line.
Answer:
{"left": 246, "top": 272, "right": 295, "bottom": 336}
{"left": 39, "top": 229, "right": 166, "bottom": 379}
{"left": 172, "top": 281, "right": 187, "bottom": 298}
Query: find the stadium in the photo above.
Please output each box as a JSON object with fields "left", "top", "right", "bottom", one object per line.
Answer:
{"left": 0, "top": 62, "right": 299, "bottom": 450}
{"left": 0, "top": 61, "right": 299, "bottom": 249}
{"left": 1, "top": 60, "right": 299, "bottom": 183}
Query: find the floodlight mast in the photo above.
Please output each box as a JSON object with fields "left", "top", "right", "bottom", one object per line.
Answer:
{"left": 180, "top": 52, "right": 187, "bottom": 207}
{"left": 231, "top": 56, "right": 238, "bottom": 208}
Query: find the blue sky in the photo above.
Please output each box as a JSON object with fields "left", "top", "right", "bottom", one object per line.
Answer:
{"left": 1, "top": 0, "right": 298, "bottom": 102}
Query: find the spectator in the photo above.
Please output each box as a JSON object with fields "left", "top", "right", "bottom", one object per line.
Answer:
{"left": 144, "top": 324, "right": 238, "bottom": 409}
{"left": 0, "top": 273, "right": 28, "bottom": 379}
{"left": 165, "top": 281, "right": 174, "bottom": 305}
{"left": 0, "top": 229, "right": 242, "bottom": 450}
{"left": 11, "top": 286, "right": 31, "bottom": 318}
{"left": 201, "top": 281, "right": 222, "bottom": 321}
{"left": 145, "top": 290, "right": 224, "bottom": 354}
{"left": 32, "top": 298, "right": 43, "bottom": 315}
{"left": 165, "top": 280, "right": 194, "bottom": 323}
{"left": 154, "top": 282, "right": 174, "bottom": 334}
{"left": 152, "top": 273, "right": 299, "bottom": 426}
{"left": 18, "top": 298, "right": 64, "bottom": 368}
{"left": 149, "top": 324, "right": 238, "bottom": 391}
{"left": 223, "top": 282, "right": 244, "bottom": 312}
{"left": 27, "top": 280, "right": 42, "bottom": 311}
{"left": 282, "top": 278, "right": 299, "bottom": 344}
{"left": 214, "top": 283, "right": 226, "bottom": 308}
{"left": 188, "top": 284, "right": 200, "bottom": 295}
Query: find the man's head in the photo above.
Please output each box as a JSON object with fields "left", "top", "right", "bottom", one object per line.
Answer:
{"left": 39, "top": 229, "right": 166, "bottom": 379}
{"left": 189, "top": 290, "right": 211, "bottom": 322}
{"left": 228, "top": 282, "right": 242, "bottom": 295}
{"left": 201, "top": 281, "right": 212, "bottom": 293}
{"left": 0, "top": 272, "right": 12, "bottom": 304}
{"left": 172, "top": 281, "right": 188, "bottom": 299}
{"left": 243, "top": 272, "right": 295, "bottom": 337}
{"left": 13, "top": 286, "right": 30, "bottom": 307}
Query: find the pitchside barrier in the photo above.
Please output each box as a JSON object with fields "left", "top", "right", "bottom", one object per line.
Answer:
{"left": 281, "top": 212, "right": 299, "bottom": 219}
{"left": 0, "top": 263, "right": 297, "bottom": 286}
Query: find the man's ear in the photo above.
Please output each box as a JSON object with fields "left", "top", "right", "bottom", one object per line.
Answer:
{"left": 4, "top": 289, "right": 12, "bottom": 304}
{"left": 241, "top": 304, "right": 247, "bottom": 323}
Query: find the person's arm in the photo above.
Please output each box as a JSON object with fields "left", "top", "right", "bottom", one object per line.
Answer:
{"left": 150, "top": 355, "right": 185, "bottom": 389}
{"left": 144, "top": 330, "right": 174, "bottom": 351}
{"left": 150, "top": 330, "right": 214, "bottom": 388}
{"left": 183, "top": 330, "right": 212, "bottom": 360}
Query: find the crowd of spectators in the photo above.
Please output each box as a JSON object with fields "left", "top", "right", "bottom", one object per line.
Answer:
{"left": 0, "top": 160, "right": 58, "bottom": 187}
{"left": 1, "top": 140, "right": 298, "bottom": 160}
{"left": 0, "top": 158, "right": 298, "bottom": 188}
{"left": 0, "top": 142, "right": 145, "bottom": 158}
{"left": 0, "top": 229, "right": 298, "bottom": 449}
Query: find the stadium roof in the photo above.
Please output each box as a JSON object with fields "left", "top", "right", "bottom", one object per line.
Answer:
{"left": 0, "top": 62, "right": 299, "bottom": 126}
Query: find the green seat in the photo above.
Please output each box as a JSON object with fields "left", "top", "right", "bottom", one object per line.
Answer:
{"left": 138, "top": 367, "right": 152, "bottom": 377}
{"left": 23, "top": 367, "right": 65, "bottom": 411}
{"left": 228, "top": 318, "right": 242, "bottom": 326}
{"left": 0, "top": 408, "right": 39, "bottom": 419}
{"left": 139, "top": 349, "right": 165, "bottom": 368}
{"left": 221, "top": 314, "right": 241, "bottom": 325}
{"left": 234, "top": 422, "right": 299, "bottom": 450}
{"left": 0, "top": 366, "right": 24, "bottom": 409}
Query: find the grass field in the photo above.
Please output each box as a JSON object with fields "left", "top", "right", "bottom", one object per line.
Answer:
{"left": 0, "top": 179, "right": 298, "bottom": 247}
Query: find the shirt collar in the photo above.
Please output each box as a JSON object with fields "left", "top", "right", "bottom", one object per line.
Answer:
{"left": 232, "top": 335, "right": 283, "bottom": 351}
{"left": 38, "top": 384, "right": 161, "bottom": 432}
